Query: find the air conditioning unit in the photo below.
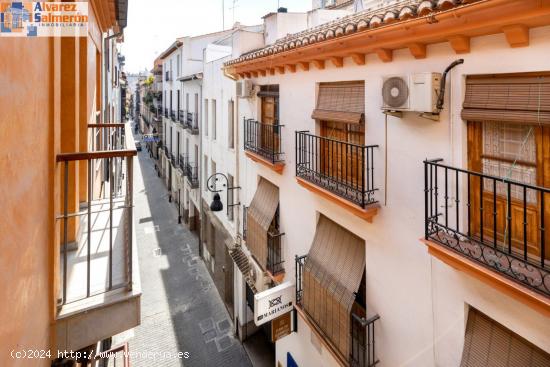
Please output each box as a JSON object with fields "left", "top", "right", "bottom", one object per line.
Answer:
{"left": 236, "top": 80, "right": 254, "bottom": 98}
{"left": 248, "top": 257, "right": 270, "bottom": 293}
{"left": 382, "top": 72, "right": 441, "bottom": 113}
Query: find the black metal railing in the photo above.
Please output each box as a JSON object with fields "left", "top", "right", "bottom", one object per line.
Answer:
{"left": 165, "top": 71, "right": 170, "bottom": 81}
{"left": 170, "top": 110, "right": 176, "bottom": 122}
{"left": 178, "top": 109, "right": 185, "bottom": 124}
{"left": 164, "top": 108, "right": 168, "bottom": 118}
{"left": 295, "top": 255, "right": 379, "bottom": 366}
{"left": 178, "top": 154, "right": 187, "bottom": 171}
{"left": 424, "top": 159, "right": 550, "bottom": 296}
{"left": 171, "top": 154, "right": 177, "bottom": 167}
{"left": 184, "top": 112, "right": 199, "bottom": 134}
{"left": 350, "top": 314, "right": 380, "bottom": 367}
{"left": 185, "top": 162, "right": 199, "bottom": 188}
{"left": 267, "top": 231, "right": 285, "bottom": 275}
{"left": 296, "top": 131, "right": 378, "bottom": 208}
{"left": 244, "top": 118, "right": 284, "bottom": 163}
{"left": 243, "top": 206, "right": 248, "bottom": 240}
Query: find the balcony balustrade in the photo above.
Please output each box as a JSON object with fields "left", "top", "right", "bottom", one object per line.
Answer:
{"left": 164, "top": 107, "right": 168, "bottom": 118}
{"left": 244, "top": 118, "right": 284, "bottom": 166}
{"left": 178, "top": 154, "right": 187, "bottom": 172}
{"left": 295, "top": 255, "right": 379, "bottom": 367}
{"left": 184, "top": 112, "right": 199, "bottom": 134}
{"left": 178, "top": 109, "right": 185, "bottom": 124}
{"left": 55, "top": 123, "right": 140, "bottom": 351}
{"left": 185, "top": 162, "right": 199, "bottom": 189}
{"left": 170, "top": 110, "right": 176, "bottom": 122}
{"left": 424, "top": 159, "right": 550, "bottom": 298}
{"left": 295, "top": 131, "right": 378, "bottom": 209}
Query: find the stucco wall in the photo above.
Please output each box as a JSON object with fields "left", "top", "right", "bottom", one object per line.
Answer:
{"left": 0, "top": 38, "right": 54, "bottom": 367}
{"left": 237, "top": 26, "right": 550, "bottom": 367}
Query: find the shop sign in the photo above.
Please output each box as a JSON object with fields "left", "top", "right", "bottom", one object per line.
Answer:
{"left": 271, "top": 312, "right": 292, "bottom": 342}
{"left": 254, "top": 281, "right": 294, "bottom": 326}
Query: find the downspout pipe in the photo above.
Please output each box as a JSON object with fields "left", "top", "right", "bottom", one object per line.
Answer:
{"left": 436, "top": 59, "right": 464, "bottom": 112}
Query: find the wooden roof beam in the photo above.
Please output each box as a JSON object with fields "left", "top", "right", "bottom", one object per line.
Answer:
{"left": 375, "top": 48, "right": 393, "bottom": 63}
{"left": 312, "top": 59, "right": 325, "bottom": 70}
{"left": 259, "top": 69, "right": 267, "bottom": 77}
{"left": 275, "top": 66, "right": 285, "bottom": 75}
{"left": 286, "top": 64, "right": 297, "bottom": 73}
{"left": 330, "top": 56, "right": 344, "bottom": 68}
{"left": 268, "top": 68, "right": 275, "bottom": 76}
{"left": 251, "top": 71, "right": 259, "bottom": 78}
{"left": 408, "top": 43, "right": 427, "bottom": 59}
{"left": 243, "top": 72, "right": 251, "bottom": 79}
{"left": 502, "top": 24, "right": 529, "bottom": 48}
{"left": 350, "top": 53, "right": 366, "bottom": 66}
{"left": 298, "top": 61, "right": 310, "bottom": 71}
{"left": 448, "top": 35, "right": 470, "bottom": 54}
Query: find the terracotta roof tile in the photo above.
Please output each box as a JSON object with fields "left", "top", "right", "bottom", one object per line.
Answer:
{"left": 225, "top": 0, "right": 481, "bottom": 67}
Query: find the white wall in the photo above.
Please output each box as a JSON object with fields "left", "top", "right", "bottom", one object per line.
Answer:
{"left": 263, "top": 12, "right": 309, "bottom": 46}
{"left": 237, "top": 25, "right": 550, "bottom": 367}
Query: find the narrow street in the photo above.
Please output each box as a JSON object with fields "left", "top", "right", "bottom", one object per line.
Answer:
{"left": 112, "top": 129, "right": 252, "bottom": 367}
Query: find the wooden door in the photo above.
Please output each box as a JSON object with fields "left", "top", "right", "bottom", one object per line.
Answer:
{"left": 320, "top": 121, "right": 365, "bottom": 188}
{"left": 468, "top": 121, "right": 550, "bottom": 261}
{"left": 261, "top": 96, "right": 279, "bottom": 153}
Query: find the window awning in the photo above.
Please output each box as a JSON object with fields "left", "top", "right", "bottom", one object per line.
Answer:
{"left": 302, "top": 215, "right": 365, "bottom": 359}
{"left": 462, "top": 75, "right": 550, "bottom": 125}
{"left": 461, "top": 308, "right": 550, "bottom": 366}
{"left": 311, "top": 82, "right": 365, "bottom": 124}
{"left": 246, "top": 178, "right": 279, "bottom": 269}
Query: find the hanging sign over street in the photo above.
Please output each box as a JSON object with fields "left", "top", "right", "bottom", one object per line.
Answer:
{"left": 254, "top": 281, "right": 295, "bottom": 326}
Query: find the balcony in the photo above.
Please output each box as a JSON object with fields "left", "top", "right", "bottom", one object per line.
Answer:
{"left": 423, "top": 159, "right": 550, "bottom": 314}
{"left": 170, "top": 154, "right": 177, "bottom": 168}
{"left": 295, "top": 131, "right": 379, "bottom": 222}
{"left": 244, "top": 118, "right": 284, "bottom": 173}
{"left": 295, "top": 255, "right": 379, "bottom": 367}
{"left": 164, "top": 107, "right": 168, "bottom": 118}
{"left": 185, "top": 162, "right": 199, "bottom": 189}
{"left": 165, "top": 71, "right": 170, "bottom": 81}
{"left": 184, "top": 112, "right": 199, "bottom": 135}
{"left": 170, "top": 110, "right": 176, "bottom": 122}
{"left": 55, "top": 123, "right": 140, "bottom": 352}
{"left": 178, "top": 109, "right": 185, "bottom": 124}
{"left": 178, "top": 154, "right": 187, "bottom": 172}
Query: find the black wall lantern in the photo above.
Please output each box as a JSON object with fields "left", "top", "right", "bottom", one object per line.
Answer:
{"left": 207, "top": 173, "right": 240, "bottom": 212}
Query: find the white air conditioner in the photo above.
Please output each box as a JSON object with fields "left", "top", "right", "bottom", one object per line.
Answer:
{"left": 248, "top": 257, "right": 270, "bottom": 293}
{"left": 236, "top": 80, "right": 254, "bottom": 98}
{"left": 382, "top": 72, "right": 441, "bottom": 113}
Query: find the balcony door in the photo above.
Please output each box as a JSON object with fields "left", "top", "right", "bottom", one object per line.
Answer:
{"left": 468, "top": 120, "right": 550, "bottom": 261}
{"left": 320, "top": 121, "right": 365, "bottom": 189}
{"left": 259, "top": 85, "right": 279, "bottom": 154}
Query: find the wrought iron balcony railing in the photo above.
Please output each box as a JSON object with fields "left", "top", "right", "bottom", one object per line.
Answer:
{"left": 295, "top": 131, "right": 378, "bottom": 208}
{"left": 164, "top": 108, "right": 168, "bottom": 118}
{"left": 170, "top": 110, "right": 176, "bottom": 122}
{"left": 56, "top": 123, "right": 136, "bottom": 307}
{"left": 244, "top": 118, "right": 284, "bottom": 163}
{"left": 178, "top": 154, "right": 187, "bottom": 172}
{"left": 165, "top": 71, "right": 170, "bottom": 81}
{"left": 170, "top": 154, "right": 177, "bottom": 167}
{"left": 178, "top": 109, "right": 185, "bottom": 124}
{"left": 295, "top": 255, "right": 379, "bottom": 367}
{"left": 424, "top": 159, "right": 550, "bottom": 297}
{"left": 185, "top": 162, "right": 199, "bottom": 189}
{"left": 267, "top": 231, "right": 285, "bottom": 275}
{"left": 184, "top": 112, "right": 199, "bottom": 134}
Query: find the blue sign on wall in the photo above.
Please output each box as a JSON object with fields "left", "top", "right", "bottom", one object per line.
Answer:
{"left": 287, "top": 352, "right": 298, "bottom": 367}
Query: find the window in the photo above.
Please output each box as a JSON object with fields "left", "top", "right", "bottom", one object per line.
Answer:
{"left": 186, "top": 93, "right": 189, "bottom": 111}
{"left": 212, "top": 99, "right": 217, "bottom": 140}
{"left": 177, "top": 90, "right": 180, "bottom": 114}
{"left": 227, "top": 174, "right": 234, "bottom": 221}
{"left": 204, "top": 99, "right": 209, "bottom": 137}
{"left": 170, "top": 90, "right": 173, "bottom": 112}
{"left": 481, "top": 122, "right": 536, "bottom": 202}
{"left": 228, "top": 100, "right": 235, "bottom": 149}
{"left": 177, "top": 54, "right": 180, "bottom": 78}
{"left": 211, "top": 160, "right": 217, "bottom": 191}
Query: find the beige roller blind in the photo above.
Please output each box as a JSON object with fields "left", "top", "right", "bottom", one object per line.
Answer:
{"left": 246, "top": 178, "right": 279, "bottom": 269}
{"left": 461, "top": 308, "right": 550, "bottom": 367}
{"left": 312, "top": 82, "right": 365, "bottom": 124}
{"left": 462, "top": 75, "right": 550, "bottom": 125}
{"left": 302, "top": 215, "right": 365, "bottom": 360}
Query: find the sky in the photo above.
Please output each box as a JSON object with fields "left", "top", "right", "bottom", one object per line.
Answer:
{"left": 121, "top": 0, "right": 313, "bottom": 73}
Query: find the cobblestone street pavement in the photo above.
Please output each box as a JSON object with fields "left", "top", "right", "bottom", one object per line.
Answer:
{"left": 113, "top": 131, "right": 252, "bottom": 367}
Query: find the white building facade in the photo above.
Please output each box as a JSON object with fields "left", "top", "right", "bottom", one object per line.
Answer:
{"left": 224, "top": 1, "right": 550, "bottom": 367}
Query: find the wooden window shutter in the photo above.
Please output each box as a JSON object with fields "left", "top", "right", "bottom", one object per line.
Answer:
{"left": 312, "top": 82, "right": 365, "bottom": 124}
{"left": 462, "top": 75, "right": 550, "bottom": 125}
{"left": 461, "top": 308, "right": 550, "bottom": 367}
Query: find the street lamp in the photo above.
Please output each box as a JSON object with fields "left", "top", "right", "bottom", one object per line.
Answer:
{"left": 207, "top": 173, "right": 240, "bottom": 212}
